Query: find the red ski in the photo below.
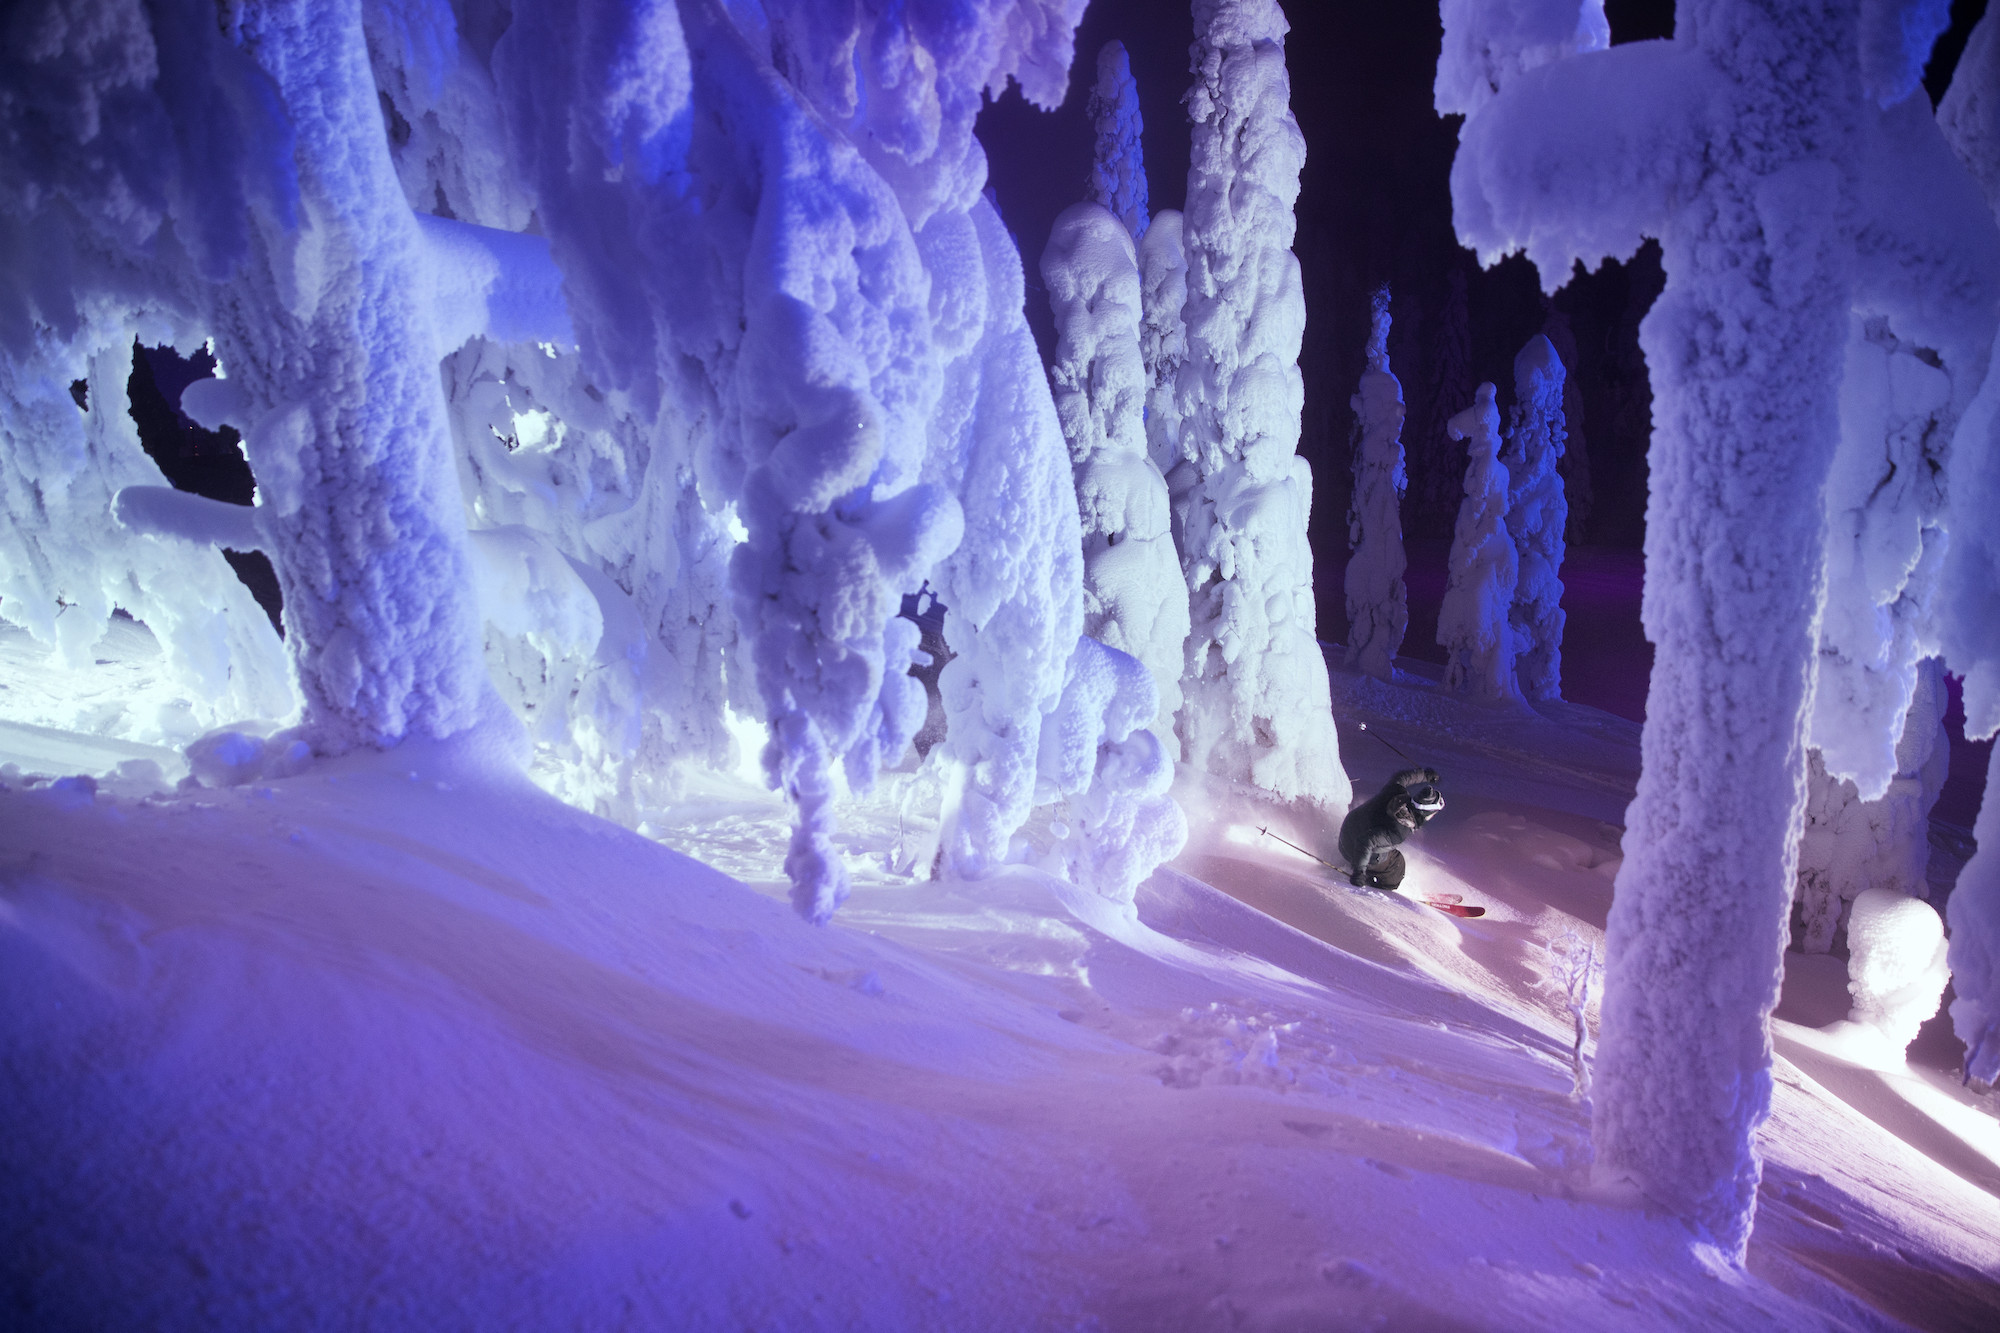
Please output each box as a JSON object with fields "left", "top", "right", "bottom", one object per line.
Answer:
{"left": 1256, "top": 827, "right": 1486, "bottom": 918}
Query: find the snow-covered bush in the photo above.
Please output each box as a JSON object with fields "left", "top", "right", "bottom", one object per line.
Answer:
{"left": 1343, "top": 287, "right": 1409, "bottom": 681}
{"left": 1037, "top": 637, "right": 1186, "bottom": 904}
{"left": 1174, "top": 0, "right": 1348, "bottom": 810}
{"left": 1087, "top": 40, "right": 1150, "bottom": 240}
{"left": 1504, "top": 334, "right": 1568, "bottom": 702}
{"left": 1538, "top": 925, "right": 1601, "bottom": 1101}
{"left": 1042, "top": 203, "right": 1189, "bottom": 740}
{"left": 1444, "top": 0, "right": 2000, "bottom": 1256}
{"left": 1437, "top": 384, "right": 1521, "bottom": 703}
{"left": 1845, "top": 887, "right": 1949, "bottom": 1058}
{"left": 1794, "top": 661, "right": 1949, "bottom": 954}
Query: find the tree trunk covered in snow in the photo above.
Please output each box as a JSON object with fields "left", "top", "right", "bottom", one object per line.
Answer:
{"left": 1445, "top": 0, "right": 1997, "bottom": 1256}
{"left": 1344, "top": 286, "right": 1408, "bottom": 680}
{"left": 206, "top": 0, "right": 490, "bottom": 752}
{"left": 1173, "top": 0, "right": 1347, "bottom": 810}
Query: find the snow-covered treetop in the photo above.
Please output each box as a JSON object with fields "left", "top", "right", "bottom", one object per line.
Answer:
{"left": 1087, "top": 40, "right": 1149, "bottom": 239}
{"left": 1364, "top": 285, "right": 1391, "bottom": 374}
{"left": 762, "top": 0, "right": 1088, "bottom": 227}
{"left": 1190, "top": 0, "right": 1288, "bottom": 48}
{"left": 1940, "top": 6, "right": 2000, "bottom": 215}
{"left": 1435, "top": 0, "right": 1610, "bottom": 118}
{"left": 1859, "top": 0, "right": 1954, "bottom": 107}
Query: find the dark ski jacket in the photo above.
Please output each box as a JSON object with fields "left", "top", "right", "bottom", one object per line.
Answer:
{"left": 1338, "top": 767, "right": 1442, "bottom": 874}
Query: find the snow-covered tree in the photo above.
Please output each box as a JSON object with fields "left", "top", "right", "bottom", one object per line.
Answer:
{"left": 1343, "top": 286, "right": 1409, "bottom": 681}
{"left": 1504, "top": 333, "right": 1568, "bottom": 702}
{"left": 1437, "top": 384, "right": 1521, "bottom": 703}
{"left": 1087, "top": 40, "right": 1149, "bottom": 240}
{"left": 0, "top": 0, "right": 1208, "bottom": 925}
{"left": 1445, "top": 0, "right": 2000, "bottom": 1256}
{"left": 1042, "top": 203, "right": 1189, "bottom": 741}
{"left": 1139, "top": 210, "right": 1189, "bottom": 487}
{"left": 1174, "top": 0, "right": 1348, "bottom": 810}
{"left": 1937, "top": 3, "right": 2000, "bottom": 1087}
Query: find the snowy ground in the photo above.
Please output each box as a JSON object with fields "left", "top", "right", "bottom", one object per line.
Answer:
{"left": 3, "top": 620, "right": 1999, "bottom": 1330}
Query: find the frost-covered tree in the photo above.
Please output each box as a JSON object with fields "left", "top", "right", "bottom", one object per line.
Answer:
{"left": 1042, "top": 203, "right": 1189, "bottom": 740}
{"left": 1087, "top": 41, "right": 1149, "bottom": 239}
{"left": 1437, "top": 383, "right": 1521, "bottom": 703}
{"left": 1937, "top": 3, "right": 2000, "bottom": 1086}
{"left": 1343, "top": 286, "right": 1409, "bottom": 681}
{"left": 1504, "top": 333, "right": 1568, "bottom": 702}
{"left": 1138, "top": 210, "right": 1188, "bottom": 487}
{"left": 1, "top": 0, "right": 1202, "bottom": 924}
{"left": 1443, "top": 0, "right": 1998, "bottom": 1254}
{"left": 111, "top": 0, "right": 544, "bottom": 754}
{"left": 1174, "top": 0, "right": 1348, "bottom": 810}
{"left": 927, "top": 198, "right": 1179, "bottom": 898}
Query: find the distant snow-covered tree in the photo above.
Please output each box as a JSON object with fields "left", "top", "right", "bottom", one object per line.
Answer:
{"left": 1343, "top": 286, "right": 1409, "bottom": 681}
{"left": 1174, "top": 0, "right": 1348, "bottom": 810}
{"left": 1444, "top": 0, "right": 1997, "bottom": 1254}
{"left": 1042, "top": 201, "right": 1189, "bottom": 742}
{"left": 1504, "top": 333, "right": 1568, "bottom": 702}
{"left": 1087, "top": 41, "right": 1149, "bottom": 240}
{"left": 1438, "top": 384, "right": 1521, "bottom": 703}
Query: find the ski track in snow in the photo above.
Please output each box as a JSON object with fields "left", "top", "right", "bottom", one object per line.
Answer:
{"left": 2, "top": 628, "right": 1999, "bottom": 1330}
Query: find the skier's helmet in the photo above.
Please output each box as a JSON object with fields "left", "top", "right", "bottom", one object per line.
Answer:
{"left": 1409, "top": 783, "right": 1444, "bottom": 816}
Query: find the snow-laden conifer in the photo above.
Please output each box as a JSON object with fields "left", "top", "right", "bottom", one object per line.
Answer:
{"left": 1504, "top": 334, "right": 1568, "bottom": 702}
{"left": 1438, "top": 384, "right": 1520, "bottom": 703}
{"left": 1445, "top": 0, "right": 1998, "bottom": 1253}
{"left": 1042, "top": 203, "right": 1189, "bottom": 740}
{"left": 1174, "top": 0, "right": 1348, "bottom": 810}
{"left": 1087, "top": 41, "right": 1149, "bottom": 240}
{"left": 1343, "top": 287, "right": 1408, "bottom": 681}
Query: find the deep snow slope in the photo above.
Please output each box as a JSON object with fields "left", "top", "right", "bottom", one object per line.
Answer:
{"left": 2, "top": 638, "right": 1999, "bottom": 1329}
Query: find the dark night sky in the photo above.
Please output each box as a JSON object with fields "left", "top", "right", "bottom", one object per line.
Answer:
{"left": 977, "top": 0, "right": 1989, "bottom": 630}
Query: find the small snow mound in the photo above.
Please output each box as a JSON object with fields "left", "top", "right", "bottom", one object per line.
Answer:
{"left": 186, "top": 727, "right": 313, "bottom": 789}
{"left": 1846, "top": 887, "right": 1948, "bottom": 1055}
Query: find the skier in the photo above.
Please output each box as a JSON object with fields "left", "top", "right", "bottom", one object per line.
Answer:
{"left": 1338, "top": 767, "right": 1444, "bottom": 891}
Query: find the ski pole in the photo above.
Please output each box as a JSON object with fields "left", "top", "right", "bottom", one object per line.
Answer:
{"left": 1259, "top": 825, "right": 1336, "bottom": 869}
{"left": 1354, "top": 721, "right": 1416, "bottom": 766}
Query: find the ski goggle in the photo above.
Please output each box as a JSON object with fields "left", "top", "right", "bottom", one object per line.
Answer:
{"left": 1409, "top": 784, "right": 1444, "bottom": 813}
